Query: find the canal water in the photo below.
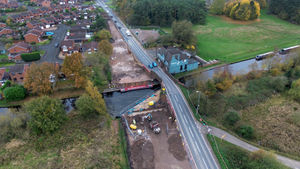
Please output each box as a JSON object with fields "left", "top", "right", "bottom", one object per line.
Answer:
{"left": 104, "top": 86, "right": 160, "bottom": 117}
{"left": 184, "top": 54, "right": 292, "bottom": 87}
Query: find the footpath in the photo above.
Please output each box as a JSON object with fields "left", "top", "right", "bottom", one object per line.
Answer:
{"left": 209, "top": 126, "right": 300, "bottom": 169}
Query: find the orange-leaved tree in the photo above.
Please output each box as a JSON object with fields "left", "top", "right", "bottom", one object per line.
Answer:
{"left": 24, "top": 62, "right": 58, "bottom": 95}
{"left": 62, "top": 53, "right": 89, "bottom": 88}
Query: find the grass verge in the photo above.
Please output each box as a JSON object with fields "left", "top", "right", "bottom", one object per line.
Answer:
{"left": 119, "top": 120, "right": 130, "bottom": 169}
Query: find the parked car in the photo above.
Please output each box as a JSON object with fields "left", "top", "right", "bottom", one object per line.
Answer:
{"left": 148, "top": 63, "right": 153, "bottom": 69}
{"left": 152, "top": 62, "right": 157, "bottom": 67}
{"left": 55, "top": 43, "right": 59, "bottom": 48}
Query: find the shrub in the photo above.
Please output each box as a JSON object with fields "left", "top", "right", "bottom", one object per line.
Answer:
{"left": 224, "top": 0, "right": 261, "bottom": 21}
{"left": 224, "top": 111, "right": 240, "bottom": 126}
{"left": 21, "top": 52, "right": 41, "bottom": 62}
{"left": 0, "top": 80, "right": 11, "bottom": 91}
{"left": 237, "top": 125, "right": 254, "bottom": 139}
{"left": 3, "top": 85, "right": 26, "bottom": 102}
{"left": 288, "top": 79, "right": 300, "bottom": 101}
{"left": 76, "top": 94, "right": 98, "bottom": 118}
{"left": 26, "top": 96, "right": 67, "bottom": 135}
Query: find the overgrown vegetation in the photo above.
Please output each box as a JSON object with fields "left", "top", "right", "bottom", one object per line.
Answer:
{"left": 189, "top": 51, "right": 300, "bottom": 157}
{"left": 207, "top": 135, "right": 289, "bottom": 169}
{"left": 224, "top": 0, "right": 261, "bottom": 21}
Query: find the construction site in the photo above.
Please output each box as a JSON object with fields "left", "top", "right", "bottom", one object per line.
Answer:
{"left": 122, "top": 89, "right": 191, "bottom": 169}
{"left": 106, "top": 19, "right": 191, "bottom": 169}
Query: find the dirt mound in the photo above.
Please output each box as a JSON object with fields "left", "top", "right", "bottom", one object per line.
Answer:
{"left": 168, "top": 134, "right": 187, "bottom": 161}
{"left": 131, "top": 139, "right": 155, "bottom": 169}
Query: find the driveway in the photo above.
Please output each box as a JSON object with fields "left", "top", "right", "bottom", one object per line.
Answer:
{"left": 38, "top": 24, "right": 69, "bottom": 64}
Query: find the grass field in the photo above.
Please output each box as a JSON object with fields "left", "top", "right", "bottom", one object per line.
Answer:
{"left": 163, "top": 11, "right": 300, "bottom": 63}
{"left": 195, "top": 11, "right": 300, "bottom": 63}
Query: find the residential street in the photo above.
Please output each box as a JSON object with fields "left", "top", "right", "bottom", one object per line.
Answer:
{"left": 210, "top": 126, "right": 300, "bottom": 169}
{"left": 96, "top": 1, "right": 220, "bottom": 169}
{"left": 38, "top": 24, "right": 69, "bottom": 64}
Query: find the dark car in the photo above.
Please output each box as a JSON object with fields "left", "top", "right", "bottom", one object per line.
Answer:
{"left": 55, "top": 43, "right": 59, "bottom": 48}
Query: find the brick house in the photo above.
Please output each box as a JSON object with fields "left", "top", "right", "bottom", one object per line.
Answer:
{"left": 81, "top": 41, "right": 98, "bottom": 54}
{"left": 8, "top": 42, "right": 32, "bottom": 62}
{"left": 40, "top": 17, "right": 56, "bottom": 28}
{"left": 24, "top": 29, "right": 43, "bottom": 43}
{"left": 0, "top": 0, "right": 8, "bottom": 4}
{"left": 0, "top": 23, "right": 6, "bottom": 28}
{"left": 0, "top": 28, "right": 13, "bottom": 36}
{"left": 41, "top": 0, "right": 50, "bottom": 7}
{"left": 27, "top": 21, "right": 45, "bottom": 29}
{"left": 9, "top": 64, "right": 29, "bottom": 84}
{"left": 61, "top": 40, "right": 80, "bottom": 55}
{"left": 0, "top": 68, "right": 10, "bottom": 86}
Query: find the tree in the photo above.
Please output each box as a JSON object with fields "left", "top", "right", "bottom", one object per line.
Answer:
{"left": 95, "top": 29, "right": 111, "bottom": 41}
{"left": 62, "top": 53, "right": 89, "bottom": 88}
{"left": 85, "top": 80, "right": 109, "bottom": 120}
{"left": 255, "top": 0, "right": 266, "bottom": 9}
{"left": 91, "top": 15, "right": 106, "bottom": 30}
{"left": 210, "top": 0, "right": 226, "bottom": 15}
{"left": 98, "top": 40, "right": 113, "bottom": 56}
{"left": 24, "top": 63, "right": 57, "bottom": 95}
{"left": 269, "top": 0, "right": 300, "bottom": 24}
{"left": 171, "top": 20, "right": 196, "bottom": 47}
{"left": 3, "top": 85, "right": 26, "bottom": 102}
{"left": 224, "top": 0, "right": 261, "bottom": 21}
{"left": 26, "top": 96, "right": 67, "bottom": 135}
{"left": 76, "top": 94, "right": 98, "bottom": 118}
{"left": 224, "top": 111, "right": 240, "bottom": 126}
{"left": 237, "top": 125, "right": 254, "bottom": 139}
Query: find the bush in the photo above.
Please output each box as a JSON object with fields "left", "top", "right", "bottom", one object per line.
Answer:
{"left": 26, "top": 96, "right": 67, "bottom": 135}
{"left": 224, "top": 111, "right": 240, "bottom": 126}
{"left": 3, "top": 85, "right": 26, "bottom": 102}
{"left": 21, "top": 52, "right": 40, "bottom": 62}
{"left": 224, "top": 0, "right": 261, "bottom": 21}
{"left": 237, "top": 125, "right": 254, "bottom": 139}
{"left": 76, "top": 94, "right": 98, "bottom": 118}
{"left": 0, "top": 80, "right": 11, "bottom": 91}
{"left": 288, "top": 79, "right": 300, "bottom": 101}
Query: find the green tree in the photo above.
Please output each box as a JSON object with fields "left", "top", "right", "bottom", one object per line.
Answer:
{"left": 3, "top": 85, "right": 26, "bottom": 102}
{"left": 224, "top": 111, "right": 240, "bottom": 126}
{"left": 269, "top": 0, "right": 300, "bottom": 24}
{"left": 26, "top": 96, "right": 67, "bottom": 135}
{"left": 76, "top": 94, "right": 98, "bottom": 118}
{"left": 237, "top": 125, "right": 254, "bottom": 139}
{"left": 95, "top": 29, "right": 111, "bottom": 41}
{"left": 91, "top": 15, "right": 106, "bottom": 30}
{"left": 98, "top": 40, "right": 113, "bottom": 56}
{"left": 210, "top": 0, "right": 226, "bottom": 15}
{"left": 171, "top": 20, "right": 196, "bottom": 47}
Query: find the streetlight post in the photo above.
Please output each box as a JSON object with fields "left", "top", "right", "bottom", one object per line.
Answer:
{"left": 196, "top": 90, "right": 200, "bottom": 114}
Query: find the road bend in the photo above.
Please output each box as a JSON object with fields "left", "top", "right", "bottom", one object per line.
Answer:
{"left": 96, "top": 1, "right": 219, "bottom": 168}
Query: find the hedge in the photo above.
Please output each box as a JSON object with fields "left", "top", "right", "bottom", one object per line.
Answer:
{"left": 21, "top": 52, "right": 41, "bottom": 62}
{"left": 3, "top": 85, "right": 26, "bottom": 102}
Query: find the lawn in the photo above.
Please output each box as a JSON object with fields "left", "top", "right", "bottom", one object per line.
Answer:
{"left": 195, "top": 11, "right": 300, "bottom": 63}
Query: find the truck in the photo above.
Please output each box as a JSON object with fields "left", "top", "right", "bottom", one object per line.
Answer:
{"left": 126, "top": 30, "right": 131, "bottom": 36}
{"left": 149, "top": 121, "right": 161, "bottom": 134}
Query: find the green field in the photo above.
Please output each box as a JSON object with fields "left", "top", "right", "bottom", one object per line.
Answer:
{"left": 163, "top": 11, "right": 300, "bottom": 63}
{"left": 196, "top": 11, "right": 300, "bottom": 63}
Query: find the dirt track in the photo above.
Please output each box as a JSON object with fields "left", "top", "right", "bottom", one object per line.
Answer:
{"left": 108, "top": 21, "right": 151, "bottom": 84}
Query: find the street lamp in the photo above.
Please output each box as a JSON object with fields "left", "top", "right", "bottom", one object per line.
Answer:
{"left": 196, "top": 90, "right": 200, "bottom": 114}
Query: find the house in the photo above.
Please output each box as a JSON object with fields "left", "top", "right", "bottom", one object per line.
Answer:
{"left": 24, "top": 29, "right": 43, "bottom": 43}
{"left": 0, "top": 68, "right": 10, "bottom": 85}
{"left": 0, "top": 22, "right": 6, "bottom": 28}
{"left": 40, "top": 17, "right": 56, "bottom": 28}
{"left": 0, "top": 28, "right": 13, "bottom": 36}
{"left": 81, "top": 41, "right": 98, "bottom": 54}
{"left": 41, "top": 0, "right": 51, "bottom": 7}
{"left": 0, "top": 0, "right": 8, "bottom": 4}
{"left": 8, "top": 42, "right": 32, "bottom": 62}
{"left": 157, "top": 47, "right": 199, "bottom": 74}
{"left": 8, "top": 64, "right": 29, "bottom": 83}
{"left": 61, "top": 40, "right": 79, "bottom": 55}
{"left": 27, "top": 20, "right": 45, "bottom": 29}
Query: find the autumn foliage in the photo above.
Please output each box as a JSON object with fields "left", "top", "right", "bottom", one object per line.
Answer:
{"left": 24, "top": 63, "right": 58, "bottom": 95}
{"left": 62, "top": 53, "right": 89, "bottom": 88}
{"left": 224, "top": 0, "right": 261, "bottom": 21}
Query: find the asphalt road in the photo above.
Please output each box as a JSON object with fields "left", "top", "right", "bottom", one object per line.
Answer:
{"left": 38, "top": 24, "right": 69, "bottom": 64}
{"left": 96, "top": 1, "right": 219, "bottom": 169}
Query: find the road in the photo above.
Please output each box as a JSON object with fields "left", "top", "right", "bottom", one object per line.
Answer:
{"left": 210, "top": 126, "right": 300, "bottom": 169}
{"left": 95, "top": 1, "right": 220, "bottom": 169}
{"left": 38, "top": 24, "right": 69, "bottom": 64}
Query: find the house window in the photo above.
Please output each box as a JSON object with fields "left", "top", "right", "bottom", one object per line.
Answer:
{"left": 13, "top": 78, "right": 17, "bottom": 81}
{"left": 184, "top": 65, "right": 187, "bottom": 70}
{"left": 180, "top": 65, "right": 183, "bottom": 71}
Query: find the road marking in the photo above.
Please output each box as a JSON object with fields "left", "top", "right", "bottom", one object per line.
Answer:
{"left": 178, "top": 104, "right": 183, "bottom": 112}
